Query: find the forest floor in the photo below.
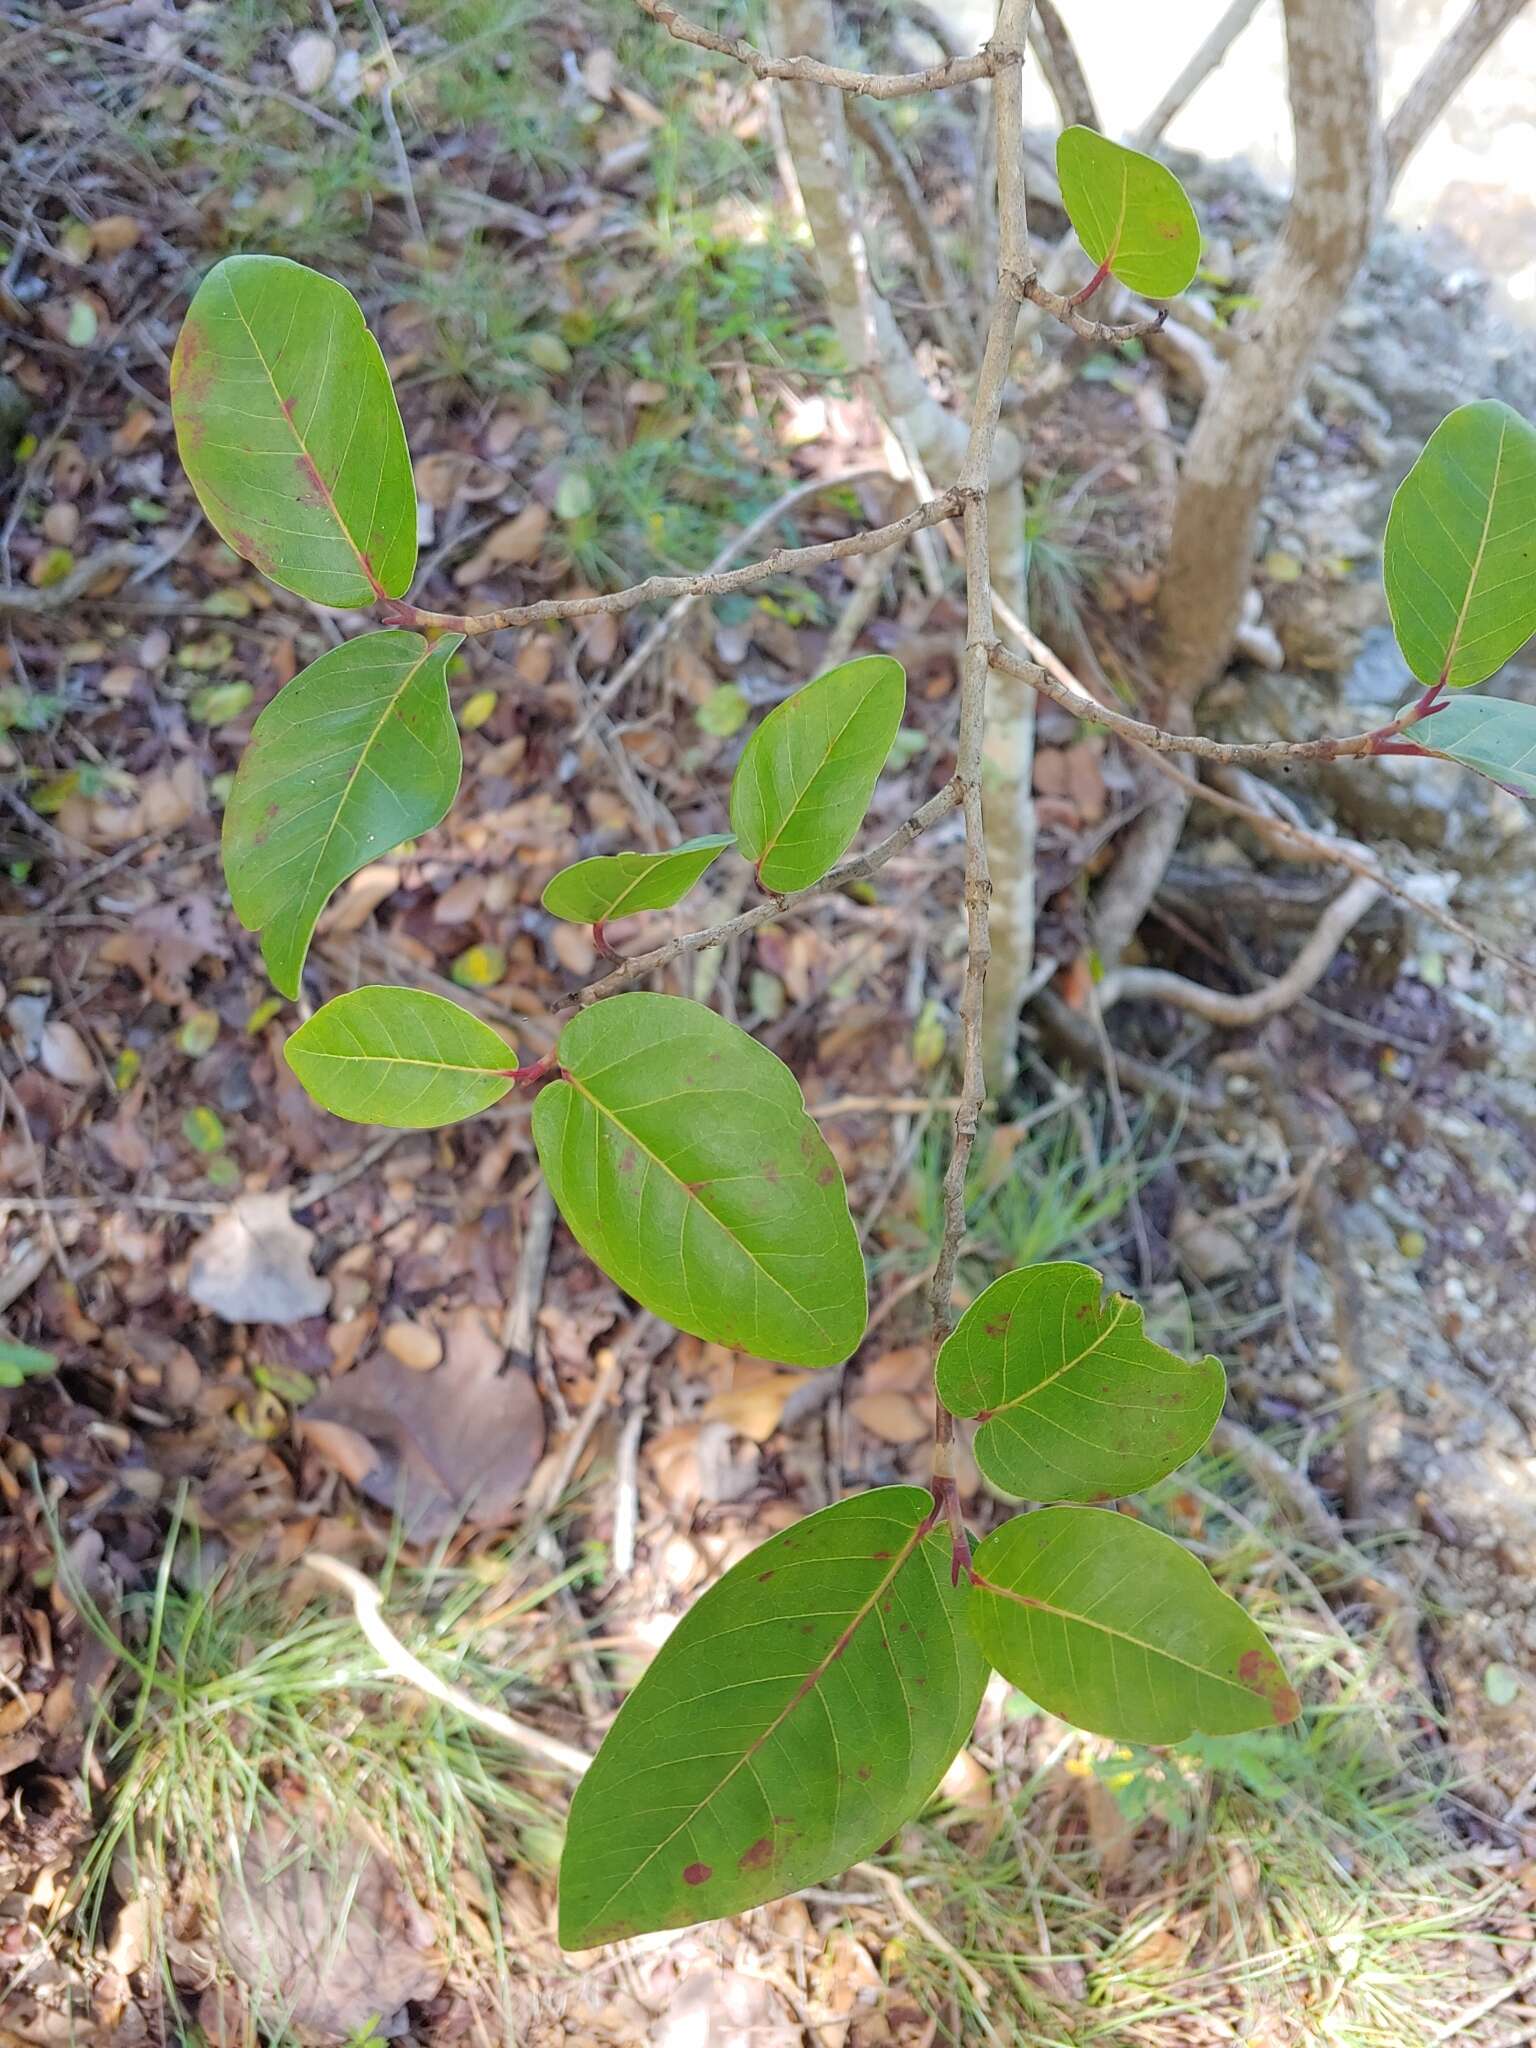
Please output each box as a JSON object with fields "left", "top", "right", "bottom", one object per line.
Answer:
{"left": 1, "top": 5, "right": 1534, "bottom": 2046}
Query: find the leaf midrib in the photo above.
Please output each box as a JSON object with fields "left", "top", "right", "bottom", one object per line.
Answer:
{"left": 587, "top": 1516, "right": 926, "bottom": 1930}
{"left": 559, "top": 1071, "right": 841, "bottom": 1344}
{"left": 280, "top": 641, "right": 439, "bottom": 958}
{"left": 224, "top": 269, "right": 383, "bottom": 598}
{"left": 751, "top": 677, "right": 888, "bottom": 877}
{"left": 1443, "top": 413, "right": 1510, "bottom": 681}
{"left": 977, "top": 1571, "right": 1257, "bottom": 1701}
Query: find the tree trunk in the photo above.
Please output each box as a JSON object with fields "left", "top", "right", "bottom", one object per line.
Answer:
{"left": 767, "top": 0, "right": 1036, "bottom": 1088}
{"left": 1154, "top": 0, "right": 1381, "bottom": 704}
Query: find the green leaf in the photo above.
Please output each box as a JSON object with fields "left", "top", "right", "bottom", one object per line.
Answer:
{"left": 182, "top": 1106, "right": 226, "bottom": 1154}
{"left": 532, "top": 993, "right": 866, "bottom": 1367}
{"left": 1414, "top": 694, "right": 1536, "bottom": 798}
{"left": 935, "top": 1262, "right": 1225, "bottom": 1501}
{"left": 222, "top": 629, "right": 463, "bottom": 998}
{"left": 1383, "top": 400, "right": 1536, "bottom": 687}
{"left": 558, "top": 1487, "right": 986, "bottom": 1947}
{"left": 0, "top": 1336, "right": 58, "bottom": 1388}
{"left": 969, "top": 1507, "right": 1298, "bottom": 1745}
{"left": 171, "top": 254, "right": 418, "bottom": 607}
{"left": 285, "top": 986, "right": 517, "bottom": 1127}
{"left": 1055, "top": 126, "right": 1201, "bottom": 298}
{"left": 541, "top": 834, "right": 734, "bottom": 925}
{"left": 730, "top": 657, "right": 905, "bottom": 892}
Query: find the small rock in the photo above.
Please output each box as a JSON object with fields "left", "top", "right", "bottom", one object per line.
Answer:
{"left": 285, "top": 31, "right": 336, "bottom": 96}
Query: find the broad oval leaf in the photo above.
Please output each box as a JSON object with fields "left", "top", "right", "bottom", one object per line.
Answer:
{"left": 541, "top": 833, "right": 735, "bottom": 925}
{"left": 1384, "top": 400, "right": 1536, "bottom": 687}
{"left": 558, "top": 1486, "right": 986, "bottom": 1947}
{"left": 1055, "top": 126, "right": 1201, "bottom": 299}
{"left": 223, "top": 629, "right": 463, "bottom": 997}
{"left": 172, "top": 255, "right": 418, "bottom": 607}
{"left": 532, "top": 993, "right": 866, "bottom": 1366}
{"left": 936, "top": 1262, "right": 1224, "bottom": 1501}
{"left": 285, "top": 986, "right": 516, "bottom": 1126}
{"left": 970, "top": 1506, "right": 1298, "bottom": 1745}
{"left": 1416, "top": 694, "right": 1536, "bottom": 799}
{"left": 730, "top": 656, "right": 904, "bottom": 893}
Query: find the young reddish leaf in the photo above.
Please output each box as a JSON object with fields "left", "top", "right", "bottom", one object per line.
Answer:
{"left": 1055, "top": 127, "right": 1201, "bottom": 299}
{"left": 172, "top": 255, "right": 417, "bottom": 606}
{"left": 541, "top": 834, "right": 734, "bottom": 925}
{"left": 970, "top": 1507, "right": 1299, "bottom": 1745}
{"left": 936, "top": 1262, "right": 1224, "bottom": 1501}
{"left": 532, "top": 993, "right": 866, "bottom": 1367}
{"left": 558, "top": 1487, "right": 986, "bottom": 1947}
{"left": 730, "top": 657, "right": 905, "bottom": 892}
{"left": 222, "top": 629, "right": 462, "bottom": 997}
{"left": 285, "top": 986, "right": 516, "bottom": 1126}
{"left": 1415, "top": 694, "right": 1536, "bottom": 799}
{"left": 1383, "top": 400, "right": 1536, "bottom": 687}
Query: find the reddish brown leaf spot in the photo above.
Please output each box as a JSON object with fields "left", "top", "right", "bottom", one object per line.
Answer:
{"left": 1074, "top": 1301, "right": 1094, "bottom": 1321}
{"left": 1156, "top": 218, "right": 1181, "bottom": 240}
{"left": 738, "top": 1836, "right": 774, "bottom": 1871}
{"left": 870, "top": 1550, "right": 891, "bottom": 1560}
{"left": 170, "top": 318, "right": 214, "bottom": 407}
{"left": 757, "top": 1569, "right": 775, "bottom": 1583}
{"left": 1237, "top": 1649, "right": 1301, "bottom": 1724}
{"left": 816, "top": 1165, "right": 835, "bottom": 1186}
{"left": 682, "top": 1861, "right": 712, "bottom": 1886}
{"left": 984, "top": 1314, "right": 1012, "bottom": 1339}
{"left": 617, "top": 1148, "right": 637, "bottom": 1176}
{"left": 294, "top": 451, "right": 331, "bottom": 510}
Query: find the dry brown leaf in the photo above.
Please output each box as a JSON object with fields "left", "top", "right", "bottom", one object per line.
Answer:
{"left": 860, "top": 1346, "right": 929, "bottom": 1395}
{"left": 92, "top": 214, "right": 143, "bottom": 257}
{"left": 300, "top": 1313, "right": 544, "bottom": 1538}
{"left": 322, "top": 863, "right": 402, "bottom": 935}
{"left": 38, "top": 1019, "right": 94, "bottom": 1087}
{"left": 703, "top": 1362, "right": 804, "bottom": 1443}
{"left": 295, "top": 1416, "right": 379, "bottom": 1489}
{"left": 848, "top": 1391, "right": 928, "bottom": 1446}
{"left": 186, "top": 1195, "right": 332, "bottom": 1327}
{"left": 218, "top": 1811, "right": 441, "bottom": 2043}
{"left": 452, "top": 502, "right": 550, "bottom": 585}
{"left": 381, "top": 1320, "right": 442, "bottom": 1372}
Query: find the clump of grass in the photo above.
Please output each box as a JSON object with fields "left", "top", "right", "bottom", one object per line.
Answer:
{"left": 57, "top": 1513, "right": 581, "bottom": 2040}
{"left": 900, "top": 1099, "right": 1169, "bottom": 1298}
{"left": 878, "top": 1462, "right": 1512, "bottom": 2047}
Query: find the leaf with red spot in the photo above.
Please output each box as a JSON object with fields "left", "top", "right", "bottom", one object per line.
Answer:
{"left": 172, "top": 255, "right": 418, "bottom": 607}
{"left": 969, "top": 1507, "right": 1298, "bottom": 1744}
{"left": 935, "top": 1262, "right": 1224, "bottom": 1502}
{"left": 557, "top": 1486, "right": 986, "bottom": 1947}
{"left": 532, "top": 993, "right": 866, "bottom": 1368}
{"left": 1056, "top": 127, "right": 1201, "bottom": 299}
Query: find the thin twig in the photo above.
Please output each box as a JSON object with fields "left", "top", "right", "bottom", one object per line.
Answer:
{"left": 303, "top": 1554, "right": 593, "bottom": 1774}
{"left": 853, "top": 1861, "right": 1001, "bottom": 2036}
{"left": 576, "top": 469, "right": 886, "bottom": 737}
{"left": 987, "top": 639, "right": 1438, "bottom": 765}
{"left": 1027, "top": 0, "right": 1100, "bottom": 129}
{"left": 1016, "top": 271, "right": 1168, "bottom": 344}
{"left": 846, "top": 100, "right": 979, "bottom": 369}
{"left": 1384, "top": 0, "right": 1531, "bottom": 191}
{"left": 565, "top": 780, "right": 962, "bottom": 1006}
{"left": 384, "top": 489, "right": 962, "bottom": 635}
{"left": 632, "top": 0, "right": 1020, "bottom": 98}
{"left": 0, "top": 543, "right": 142, "bottom": 614}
